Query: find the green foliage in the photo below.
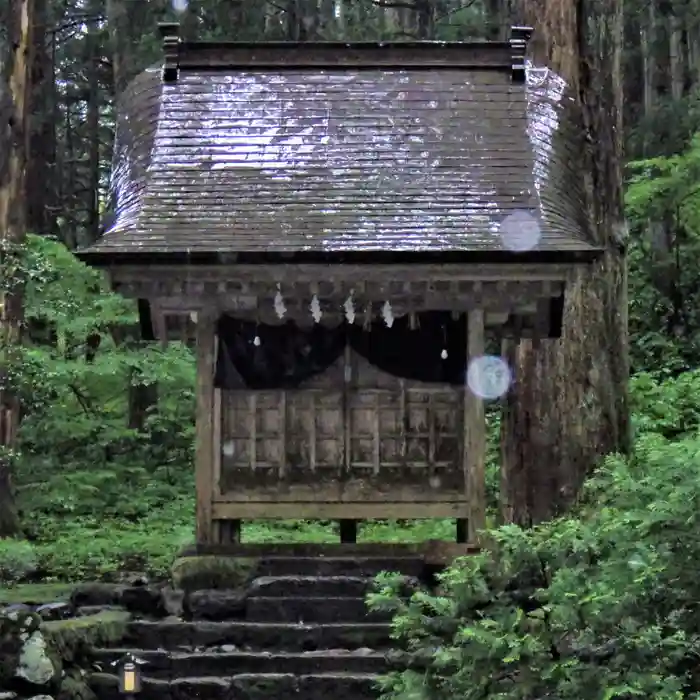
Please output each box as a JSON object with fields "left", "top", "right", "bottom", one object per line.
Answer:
{"left": 369, "top": 432, "right": 700, "bottom": 699}
{"left": 363, "top": 366, "right": 700, "bottom": 699}
{"left": 629, "top": 370, "right": 700, "bottom": 439}
{"left": 625, "top": 135, "right": 700, "bottom": 372}
{"left": 0, "top": 538, "right": 39, "bottom": 585}
{"left": 5, "top": 235, "right": 196, "bottom": 580}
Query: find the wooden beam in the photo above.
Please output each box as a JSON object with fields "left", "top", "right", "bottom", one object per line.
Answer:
{"left": 465, "top": 309, "right": 487, "bottom": 543}
{"left": 111, "top": 262, "right": 574, "bottom": 285}
{"left": 179, "top": 541, "right": 480, "bottom": 566}
{"left": 211, "top": 501, "right": 467, "bottom": 519}
{"left": 195, "top": 312, "right": 217, "bottom": 544}
{"left": 212, "top": 388, "right": 222, "bottom": 499}
{"left": 215, "top": 481, "right": 467, "bottom": 503}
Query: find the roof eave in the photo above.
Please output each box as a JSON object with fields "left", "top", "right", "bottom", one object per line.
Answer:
{"left": 76, "top": 247, "right": 604, "bottom": 268}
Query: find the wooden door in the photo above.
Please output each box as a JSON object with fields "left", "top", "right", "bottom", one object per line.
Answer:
{"left": 216, "top": 350, "right": 467, "bottom": 518}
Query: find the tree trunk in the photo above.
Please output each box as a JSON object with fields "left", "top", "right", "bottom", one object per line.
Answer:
{"left": 641, "top": 0, "right": 656, "bottom": 135}
{"left": 0, "top": 0, "right": 37, "bottom": 537}
{"left": 500, "top": 0, "right": 630, "bottom": 526}
{"left": 669, "top": 9, "right": 685, "bottom": 101}
{"left": 106, "top": 0, "right": 128, "bottom": 94}
{"left": 26, "top": 0, "right": 53, "bottom": 236}
{"left": 85, "top": 0, "right": 102, "bottom": 243}
{"left": 485, "top": 0, "right": 505, "bottom": 39}
{"left": 102, "top": 0, "right": 159, "bottom": 431}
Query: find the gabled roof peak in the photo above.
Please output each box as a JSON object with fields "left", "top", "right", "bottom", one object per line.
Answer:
{"left": 157, "top": 22, "right": 532, "bottom": 84}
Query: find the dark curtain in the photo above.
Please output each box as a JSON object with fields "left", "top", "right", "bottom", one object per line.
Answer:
{"left": 215, "top": 315, "right": 346, "bottom": 389}
{"left": 347, "top": 312, "right": 467, "bottom": 385}
{"left": 214, "top": 312, "right": 468, "bottom": 390}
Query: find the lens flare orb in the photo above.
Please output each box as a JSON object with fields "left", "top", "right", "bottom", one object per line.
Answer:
{"left": 467, "top": 355, "right": 512, "bottom": 400}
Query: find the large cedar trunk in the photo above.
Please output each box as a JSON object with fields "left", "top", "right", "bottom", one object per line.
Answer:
{"left": 0, "top": 0, "right": 36, "bottom": 536}
{"left": 501, "top": 0, "right": 630, "bottom": 526}
{"left": 26, "top": 0, "right": 53, "bottom": 236}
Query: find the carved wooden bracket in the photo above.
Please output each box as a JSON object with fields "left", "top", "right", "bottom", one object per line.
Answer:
{"left": 107, "top": 263, "right": 567, "bottom": 338}
{"left": 159, "top": 22, "right": 181, "bottom": 83}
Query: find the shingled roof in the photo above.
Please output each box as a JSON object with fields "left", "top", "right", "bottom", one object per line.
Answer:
{"left": 79, "top": 26, "right": 599, "bottom": 265}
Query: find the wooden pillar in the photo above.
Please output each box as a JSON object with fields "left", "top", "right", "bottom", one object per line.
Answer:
{"left": 195, "top": 311, "right": 216, "bottom": 545}
{"left": 339, "top": 520, "right": 357, "bottom": 543}
{"left": 464, "top": 309, "right": 486, "bottom": 543}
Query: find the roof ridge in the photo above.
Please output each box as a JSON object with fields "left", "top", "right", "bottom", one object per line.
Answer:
{"left": 157, "top": 23, "right": 532, "bottom": 83}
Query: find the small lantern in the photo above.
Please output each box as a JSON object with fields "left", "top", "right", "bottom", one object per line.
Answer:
{"left": 112, "top": 652, "right": 145, "bottom": 696}
{"left": 120, "top": 661, "right": 140, "bottom": 694}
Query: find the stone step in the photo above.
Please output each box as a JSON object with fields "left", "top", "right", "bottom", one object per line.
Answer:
{"left": 249, "top": 575, "right": 371, "bottom": 597}
{"left": 92, "top": 648, "right": 392, "bottom": 677}
{"left": 119, "top": 620, "right": 393, "bottom": 651}
{"left": 246, "top": 596, "right": 389, "bottom": 623}
{"left": 256, "top": 556, "right": 424, "bottom": 578}
{"left": 89, "top": 671, "right": 380, "bottom": 700}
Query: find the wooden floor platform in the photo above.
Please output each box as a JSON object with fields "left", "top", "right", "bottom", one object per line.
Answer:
{"left": 180, "top": 541, "right": 480, "bottom": 566}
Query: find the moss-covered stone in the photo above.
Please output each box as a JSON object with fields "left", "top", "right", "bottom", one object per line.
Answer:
{"left": 56, "top": 669, "right": 98, "bottom": 700}
{"left": 42, "top": 610, "right": 130, "bottom": 664}
{"left": 1, "top": 611, "right": 41, "bottom": 686}
{"left": 1, "top": 605, "right": 127, "bottom": 697}
{"left": 171, "top": 556, "right": 259, "bottom": 592}
{"left": 0, "top": 610, "right": 61, "bottom": 689}
{"left": 231, "top": 673, "right": 296, "bottom": 700}
{"left": 16, "top": 629, "right": 62, "bottom": 685}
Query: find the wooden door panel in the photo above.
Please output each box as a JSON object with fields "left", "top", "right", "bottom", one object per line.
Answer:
{"left": 218, "top": 350, "right": 465, "bottom": 503}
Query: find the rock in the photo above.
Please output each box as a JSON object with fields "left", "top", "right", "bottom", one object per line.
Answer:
{"left": 0, "top": 692, "right": 18, "bottom": 700}
{"left": 0, "top": 609, "right": 50, "bottom": 691}
{"left": 120, "top": 586, "right": 165, "bottom": 617}
{"left": 16, "top": 629, "right": 62, "bottom": 686}
{"left": 231, "top": 673, "right": 296, "bottom": 700}
{"left": 161, "top": 586, "right": 184, "bottom": 617}
{"left": 121, "top": 573, "right": 149, "bottom": 586}
{"left": 26, "top": 695, "right": 54, "bottom": 700}
{"left": 171, "top": 556, "right": 259, "bottom": 592}
{"left": 76, "top": 605, "right": 123, "bottom": 618}
{"left": 56, "top": 670, "right": 97, "bottom": 700}
{"left": 35, "top": 603, "right": 73, "bottom": 622}
{"left": 70, "top": 584, "right": 124, "bottom": 609}
{"left": 186, "top": 590, "right": 247, "bottom": 620}
{"left": 2, "top": 603, "right": 32, "bottom": 616}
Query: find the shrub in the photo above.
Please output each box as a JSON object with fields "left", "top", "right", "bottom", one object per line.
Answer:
{"left": 368, "top": 433, "right": 700, "bottom": 700}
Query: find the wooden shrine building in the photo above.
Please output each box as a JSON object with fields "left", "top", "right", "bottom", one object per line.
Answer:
{"left": 77, "top": 24, "right": 600, "bottom": 557}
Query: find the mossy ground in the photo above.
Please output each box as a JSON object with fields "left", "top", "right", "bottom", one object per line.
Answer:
{"left": 0, "top": 583, "right": 77, "bottom": 605}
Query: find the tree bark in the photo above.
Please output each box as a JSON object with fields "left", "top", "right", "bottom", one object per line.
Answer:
{"left": 0, "top": 0, "right": 37, "bottom": 536}
{"left": 485, "top": 0, "right": 506, "bottom": 39}
{"left": 26, "top": 0, "right": 54, "bottom": 236}
{"left": 641, "top": 0, "right": 657, "bottom": 136}
{"left": 669, "top": 8, "right": 685, "bottom": 101}
{"left": 501, "top": 0, "right": 630, "bottom": 526}
{"left": 85, "top": 0, "right": 102, "bottom": 243}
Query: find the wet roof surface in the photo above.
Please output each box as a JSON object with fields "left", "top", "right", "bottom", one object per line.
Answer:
{"left": 84, "top": 46, "right": 595, "bottom": 258}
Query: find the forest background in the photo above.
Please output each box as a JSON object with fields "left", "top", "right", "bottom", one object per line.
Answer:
{"left": 1, "top": 0, "right": 700, "bottom": 697}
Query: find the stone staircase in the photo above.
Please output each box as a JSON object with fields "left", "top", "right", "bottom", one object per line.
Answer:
{"left": 88, "top": 555, "right": 424, "bottom": 700}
